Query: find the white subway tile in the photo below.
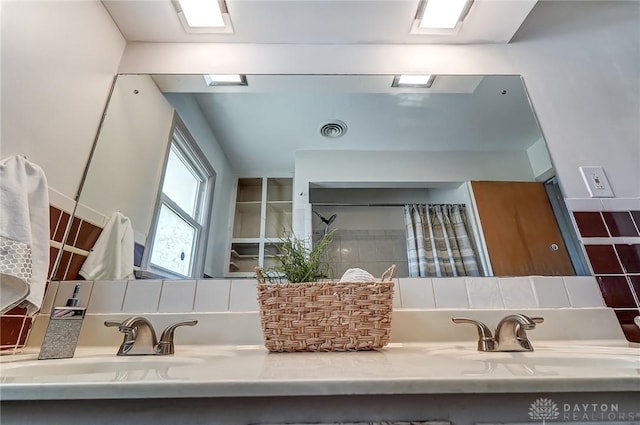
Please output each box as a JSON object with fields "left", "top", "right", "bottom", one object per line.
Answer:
{"left": 229, "top": 279, "right": 259, "bottom": 312}
{"left": 531, "top": 276, "right": 570, "bottom": 308}
{"left": 498, "top": 277, "right": 538, "bottom": 308}
{"left": 466, "top": 277, "right": 504, "bottom": 309}
{"left": 53, "top": 281, "right": 94, "bottom": 309}
{"left": 122, "top": 280, "right": 162, "bottom": 313}
{"left": 158, "top": 280, "right": 196, "bottom": 313}
{"left": 86, "top": 281, "right": 127, "bottom": 313}
{"left": 600, "top": 198, "right": 640, "bottom": 211}
{"left": 432, "top": 277, "right": 469, "bottom": 308}
{"left": 398, "top": 278, "right": 435, "bottom": 309}
{"left": 563, "top": 276, "right": 605, "bottom": 307}
{"left": 194, "top": 279, "right": 231, "bottom": 312}
{"left": 392, "top": 279, "right": 402, "bottom": 309}
{"left": 564, "top": 198, "right": 604, "bottom": 211}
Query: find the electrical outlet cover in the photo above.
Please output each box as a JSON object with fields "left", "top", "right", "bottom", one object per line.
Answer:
{"left": 579, "top": 166, "right": 615, "bottom": 198}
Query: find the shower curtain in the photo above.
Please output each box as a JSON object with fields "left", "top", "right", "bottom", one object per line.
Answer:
{"left": 404, "top": 204, "right": 480, "bottom": 277}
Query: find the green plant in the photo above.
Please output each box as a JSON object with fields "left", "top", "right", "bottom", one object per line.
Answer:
{"left": 261, "top": 229, "right": 335, "bottom": 283}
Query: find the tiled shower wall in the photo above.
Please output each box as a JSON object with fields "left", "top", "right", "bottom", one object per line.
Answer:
{"left": 322, "top": 229, "right": 409, "bottom": 279}
{"left": 569, "top": 198, "right": 640, "bottom": 342}
{"left": 0, "top": 205, "right": 104, "bottom": 351}
{"left": 313, "top": 206, "right": 409, "bottom": 279}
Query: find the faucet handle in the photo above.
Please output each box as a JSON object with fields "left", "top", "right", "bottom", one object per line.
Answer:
{"left": 104, "top": 320, "right": 123, "bottom": 327}
{"left": 156, "top": 320, "right": 198, "bottom": 355}
{"left": 452, "top": 317, "right": 496, "bottom": 352}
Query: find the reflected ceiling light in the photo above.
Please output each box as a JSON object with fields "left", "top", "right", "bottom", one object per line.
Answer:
{"left": 174, "top": 0, "right": 233, "bottom": 33}
{"left": 203, "top": 74, "right": 247, "bottom": 86}
{"left": 392, "top": 75, "right": 435, "bottom": 88}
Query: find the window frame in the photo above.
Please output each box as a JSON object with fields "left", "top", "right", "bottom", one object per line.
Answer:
{"left": 143, "top": 114, "right": 215, "bottom": 278}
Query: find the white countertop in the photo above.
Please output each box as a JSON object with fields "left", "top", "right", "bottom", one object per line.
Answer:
{"left": 1, "top": 341, "right": 638, "bottom": 401}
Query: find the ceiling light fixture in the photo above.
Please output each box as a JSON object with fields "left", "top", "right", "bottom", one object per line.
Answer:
{"left": 178, "top": 0, "right": 224, "bottom": 27}
{"left": 419, "top": 0, "right": 472, "bottom": 29}
{"left": 174, "top": 0, "right": 234, "bottom": 33}
{"left": 392, "top": 75, "right": 435, "bottom": 88}
{"left": 410, "top": 0, "right": 473, "bottom": 34}
{"left": 203, "top": 74, "right": 247, "bottom": 86}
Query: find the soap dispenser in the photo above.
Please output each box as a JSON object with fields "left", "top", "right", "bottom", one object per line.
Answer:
{"left": 38, "top": 284, "right": 86, "bottom": 360}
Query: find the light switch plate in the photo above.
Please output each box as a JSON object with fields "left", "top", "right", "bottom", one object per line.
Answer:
{"left": 579, "top": 166, "right": 614, "bottom": 197}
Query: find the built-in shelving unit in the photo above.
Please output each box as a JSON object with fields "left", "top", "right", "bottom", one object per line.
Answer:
{"left": 228, "top": 177, "right": 292, "bottom": 276}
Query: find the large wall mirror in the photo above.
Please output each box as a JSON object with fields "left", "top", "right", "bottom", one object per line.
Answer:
{"left": 58, "top": 74, "right": 588, "bottom": 281}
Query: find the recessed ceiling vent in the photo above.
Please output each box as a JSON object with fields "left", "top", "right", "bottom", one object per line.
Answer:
{"left": 319, "top": 120, "right": 348, "bottom": 139}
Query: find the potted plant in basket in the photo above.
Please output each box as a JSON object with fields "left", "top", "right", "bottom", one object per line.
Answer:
{"left": 257, "top": 229, "right": 335, "bottom": 283}
{"left": 254, "top": 228, "right": 395, "bottom": 353}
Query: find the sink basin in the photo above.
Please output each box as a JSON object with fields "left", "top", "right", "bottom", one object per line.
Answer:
{"left": 0, "top": 355, "right": 204, "bottom": 379}
{"left": 461, "top": 351, "right": 639, "bottom": 370}
{"left": 418, "top": 344, "right": 639, "bottom": 370}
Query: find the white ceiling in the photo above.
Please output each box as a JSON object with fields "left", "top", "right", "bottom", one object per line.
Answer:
{"left": 102, "top": 0, "right": 538, "bottom": 44}
{"left": 153, "top": 74, "right": 543, "bottom": 175}
{"left": 105, "top": 0, "right": 545, "bottom": 175}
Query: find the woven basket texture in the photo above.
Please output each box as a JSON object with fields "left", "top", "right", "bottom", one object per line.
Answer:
{"left": 257, "top": 279, "right": 394, "bottom": 352}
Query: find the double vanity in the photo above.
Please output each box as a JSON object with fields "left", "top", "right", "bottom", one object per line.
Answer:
{"left": 1, "top": 305, "right": 638, "bottom": 425}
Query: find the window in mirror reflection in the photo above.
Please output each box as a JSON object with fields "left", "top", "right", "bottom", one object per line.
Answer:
{"left": 146, "top": 120, "right": 214, "bottom": 277}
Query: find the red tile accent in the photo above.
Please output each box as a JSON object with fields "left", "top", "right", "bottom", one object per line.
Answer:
{"left": 603, "top": 211, "right": 639, "bottom": 237}
{"left": 614, "top": 309, "right": 640, "bottom": 324}
{"left": 615, "top": 244, "right": 640, "bottom": 273}
{"left": 584, "top": 244, "right": 624, "bottom": 274}
{"left": 3, "top": 306, "right": 27, "bottom": 316}
{"left": 0, "top": 317, "right": 24, "bottom": 346}
{"left": 631, "top": 211, "right": 640, "bottom": 229}
{"left": 629, "top": 275, "right": 640, "bottom": 298}
{"left": 66, "top": 217, "right": 82, "bottom": 247}
{"left": 75, "top": 221, "right": 102, "bottom": 251}
{"left": 596, "top": 276, "right": 635, "bottom": 308}
{"left": 18, "top": 317, "right": 32, "bottom": 346}
{"left": 53, "top": 211, "right": 70, "bottom": 242}
{"left": 53, "top": 250, "right": 72, "bottom": 281}
{"left": 48, "top": 247, "right": 60, "bottom": 278}
{"left": 49, "top": 206, "right": 62, "bottom": 239}
{"left": 573, "top": 211, "right": 609, "bottom": 237}
{"left": 614, "top": 309, "right": 640, "bottom": 342}
{"left": 66, "top": 253, "right": 88, "bottom": 281}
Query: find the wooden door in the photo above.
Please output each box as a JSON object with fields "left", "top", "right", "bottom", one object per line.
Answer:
{"left": 471, "top": 181, "right": 575, "bottom": 276}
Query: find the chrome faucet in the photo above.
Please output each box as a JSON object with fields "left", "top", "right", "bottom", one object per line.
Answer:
{"left": 452, "top": 314, "right": 543, "bottom": 352}
{"left": 105, "top": 316, "right": 198, "bottom": 356}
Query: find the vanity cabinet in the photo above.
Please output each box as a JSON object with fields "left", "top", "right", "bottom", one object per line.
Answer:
{"left": 227, "top": 177, "right": 293, "bottom": 276}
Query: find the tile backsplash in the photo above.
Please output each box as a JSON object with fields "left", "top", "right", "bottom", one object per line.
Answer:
{"left": 568, "top": 197, "right": 640, "bottom": 342}
{"left": 37, "top": 275, "right": 603, "bottom": 318}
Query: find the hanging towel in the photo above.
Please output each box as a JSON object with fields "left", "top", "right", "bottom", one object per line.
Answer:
{"left": 79, "top": 211, "right": 134, "bottom": 281}
{"left": 0, "top": 155, "right": 50, "bottom": 315}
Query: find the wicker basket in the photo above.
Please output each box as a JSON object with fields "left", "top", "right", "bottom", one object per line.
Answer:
{"left": 255, "top": 265, "right": 395, "bottom": 352}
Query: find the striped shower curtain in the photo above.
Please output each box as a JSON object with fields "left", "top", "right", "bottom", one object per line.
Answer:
{"left": 404, "top": 204, "right": 480, "bottom": 277}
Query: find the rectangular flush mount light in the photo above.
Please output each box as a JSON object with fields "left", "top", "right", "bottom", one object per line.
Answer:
{"left": 411, "top": 0, "right": 473, "bottom": 34}
{"left": 392, "top": 75, "right": 435, "bottom": 88}
{"left": 203, "top": 74, "right": 247, "bottom": 86}
{"left": 174, "top": 0, "right": 233, "bottom": 33}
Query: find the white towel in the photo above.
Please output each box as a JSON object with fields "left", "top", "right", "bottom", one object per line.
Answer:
{"left": 79, "top": 211, "right": 134, "bottom": 281}
{"left": 0, "top": 155, "right": 50, "bottom": 315}
{"left": 339, "top": 268, "right": 376, "bottom": 283}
